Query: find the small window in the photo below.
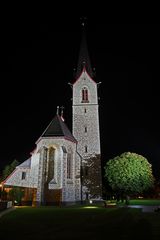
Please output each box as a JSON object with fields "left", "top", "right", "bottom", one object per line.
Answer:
{"left": 85, "top": 145, "right": 88, "bottom": 153}
{"left": 85, "top": 167, "right": 88, "bottom": 176}
{"left": 67, "top": 153, "right": 72, "bottom": 179}
{"left": 21, "top": 172, "right": 26, "bottom": 180}
{"left": 84, "top": 108, "right": 87, "bottom": 113}
{"left": 85, "top": 126, "right": 87, "bottom": 133}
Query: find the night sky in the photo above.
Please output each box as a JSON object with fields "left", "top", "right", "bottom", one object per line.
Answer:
{"left": 0, "top": 19, "right": 160, "bottom": 178}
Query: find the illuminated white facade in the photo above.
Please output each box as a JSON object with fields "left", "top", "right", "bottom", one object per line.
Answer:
{"left": 4, "top": 115, "right": 81, "bottom": 205}
{"left": 72, "top": 69, "right": 101, "bottom": 157}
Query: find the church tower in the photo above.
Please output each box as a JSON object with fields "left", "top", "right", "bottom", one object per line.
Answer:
{"left": 72, "top": 22, "right": 102, "bottom": 199}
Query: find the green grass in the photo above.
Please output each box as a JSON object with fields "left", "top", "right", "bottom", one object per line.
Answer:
{"left": 128, "top": 199, "right": 160, "bottom": 206}
{"left": 1, "top": 205, "right": 160, "bottom": 239}
{"left": 116, "top": 199, "right": 160, "bottom": 206}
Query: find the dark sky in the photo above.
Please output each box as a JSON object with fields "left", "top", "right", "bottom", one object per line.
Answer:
{"left": 0, "top": 19, "right": 160, "bottom": 178}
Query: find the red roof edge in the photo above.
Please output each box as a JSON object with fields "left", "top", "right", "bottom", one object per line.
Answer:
{"left": 73, "top": 66, "right": 96, "bottom": 85}
{"left": 2, "top": 169, "right": 17, "bottom": 184}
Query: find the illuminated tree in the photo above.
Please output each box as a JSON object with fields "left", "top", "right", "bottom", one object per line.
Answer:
{"left": 82, "top": 154, "right": 102, "bottom": 199}
{"left": 104, "top": 152, "right": 154, "bottom": 200}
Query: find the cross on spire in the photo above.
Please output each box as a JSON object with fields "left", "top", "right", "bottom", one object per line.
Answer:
{"left": 80, "top": 16, "right": 87, "bottom": 27}
{"left": 60, "top": 106, "right": 65, "bottom": 121}
{"left": 60, "top": 106, "right": 64, "bottom": 114}
{"left": 56, "top": 106, "right": 59, "bottom": 115}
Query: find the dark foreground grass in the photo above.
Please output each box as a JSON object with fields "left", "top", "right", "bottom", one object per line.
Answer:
{"left": 112, "top": 198, "right": 160, "bottom": 207}
{"left": 1, "top": 206, "right": 160, "bottom": 240}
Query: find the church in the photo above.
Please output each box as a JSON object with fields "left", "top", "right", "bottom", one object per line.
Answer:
{"left": 3, "top": 24, "right": 102, "bottom": 206}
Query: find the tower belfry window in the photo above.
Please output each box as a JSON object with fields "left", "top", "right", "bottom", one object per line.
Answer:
{"left": 82, "top": 87, "right": 89, "bottom": 103}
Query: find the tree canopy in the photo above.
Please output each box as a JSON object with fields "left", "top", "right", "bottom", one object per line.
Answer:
{"left": 82, "top": 154, "right": 102, "bottom": 198}
{"left": 1, "top": 159, "right": 19, "bottom": 181}
{"left": 104, "top": 152, "right": 154, "bottom": 195}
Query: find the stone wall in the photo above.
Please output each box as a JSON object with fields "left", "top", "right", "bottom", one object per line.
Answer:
{"left": 72, "top": 70, "right": 101, "bottom": 157}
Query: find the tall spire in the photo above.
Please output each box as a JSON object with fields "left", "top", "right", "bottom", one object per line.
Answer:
{"left": 75, "top": 18, "right": 94, "bottom": 79}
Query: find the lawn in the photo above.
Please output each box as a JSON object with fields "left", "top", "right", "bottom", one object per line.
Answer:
{"left": 128, "top": 199, "right": 160, "bottom": 206}
{"left": 107, "top": 198, "right": 160, "bottom": 206}
{"left": 0, "top": 205, "right": 160, "bottom": 240}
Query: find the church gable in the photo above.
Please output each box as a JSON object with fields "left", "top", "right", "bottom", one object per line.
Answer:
{"left": 18, "top": 158, "right": 31, "bottom": 168}
{"left": 3, "top": 165, "right": 30, "bottom": 188}
{"left": 72, "top": 70, "right": 98, "bottom": 106}
{"left": 4, "top": 155, "right": 40, "bottom": 189}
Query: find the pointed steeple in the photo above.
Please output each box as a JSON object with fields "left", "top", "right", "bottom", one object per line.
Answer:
{"left": 75, "top": 20, "right": 94, "bottom": 79}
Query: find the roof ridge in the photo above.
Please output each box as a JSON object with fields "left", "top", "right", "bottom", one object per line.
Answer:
{"left": 40, "top": 114, "right": 77, "bottom": 143}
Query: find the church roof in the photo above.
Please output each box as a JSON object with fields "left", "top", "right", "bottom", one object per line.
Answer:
{"left": 40, "top": 114, "right": 77, "bottom": 143}
{"left": 75, "top": 24, "right": 94, "bottom": 79}
{"left": 18, "top": 158, "right": 31, "bottom": 168}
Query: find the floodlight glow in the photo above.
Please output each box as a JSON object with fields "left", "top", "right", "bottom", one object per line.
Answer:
{"left": 83, "top": 206, "right": 99, "bottom": 209}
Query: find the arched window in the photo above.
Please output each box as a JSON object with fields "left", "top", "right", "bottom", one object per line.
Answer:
{"left": 82, "top": 87, "right": 89, "bottom": 103}
{"left": 48, "top": 147, "right": 55, "bottom": 181}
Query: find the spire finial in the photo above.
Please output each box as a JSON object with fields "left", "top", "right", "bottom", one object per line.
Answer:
{"left": 56, "top": 106, "right": 59, "bottom": 115}
{"left": 60, "top": 106, "right": 65, "bottom": 121}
